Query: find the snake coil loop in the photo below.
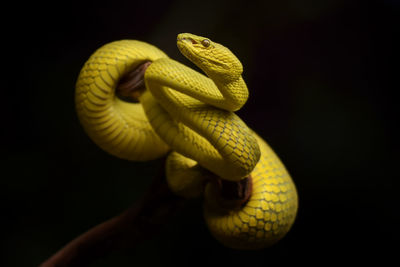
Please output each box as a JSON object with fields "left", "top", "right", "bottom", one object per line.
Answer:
{"left": 75, "top": 33, "right": 298, "bottom": 249}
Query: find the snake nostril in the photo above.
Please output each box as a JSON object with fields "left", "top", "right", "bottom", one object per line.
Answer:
{"left": 178, "top": 37, "right": 197, "bottom": 45}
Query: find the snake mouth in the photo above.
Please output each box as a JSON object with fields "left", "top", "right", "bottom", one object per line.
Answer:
{"left": 116, "top": 61, "right": 152, "bottom": 103}
{"left": 177, "top": 37, "right": 198, "bottom": 45}
{"left": 177, "top": 33, "right": 199, "bottom": 45}
{"left": 177, "top": 37, "right": 203, "bottom": 67}
{"left": 177, "top": 33, "right": 203, "bottom": 59}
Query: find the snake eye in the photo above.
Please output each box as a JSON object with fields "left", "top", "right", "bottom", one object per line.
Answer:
{"left": 201, "top": 39, "right": 211, "bottom": 47}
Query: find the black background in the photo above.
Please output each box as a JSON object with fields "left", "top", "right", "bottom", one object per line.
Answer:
{"left": 2, "top": 0, "right": 398, "bottom": 266}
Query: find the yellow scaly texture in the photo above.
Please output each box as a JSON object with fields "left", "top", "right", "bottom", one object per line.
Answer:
{"left": 204, "top": 133, "right": 298, "bottom": 249}
{"left": 75, "top": 34, "right": 298, "bottom": 249}
{"left": 75, "top": 40, "right": 169, "bottom": 161}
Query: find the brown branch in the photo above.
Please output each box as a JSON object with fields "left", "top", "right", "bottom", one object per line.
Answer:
{"left": 116, "top": 61, "right": 151, "bottom": 102}
{"left": 41, "top": 65, "right": 254, "bottom": 266}
{"left": 213, "top": 175, "right": 253, "bottom": 210}
{"left": 40, "top": 167, "right": 253, "bottom": 266}
{"left": 40, "top": 166, "right": 185, "bottom": 267}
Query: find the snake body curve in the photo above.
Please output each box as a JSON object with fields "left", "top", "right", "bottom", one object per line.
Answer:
{"left": 75, "top": 33, "right": 298, "bottom": 249}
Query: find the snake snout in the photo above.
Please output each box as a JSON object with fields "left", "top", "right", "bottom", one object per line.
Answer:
{"left": 177, "top": 33, "right": 199, "bottom": 45}
{"left": 178, "top": 37, "right": 197, "bottom": 45}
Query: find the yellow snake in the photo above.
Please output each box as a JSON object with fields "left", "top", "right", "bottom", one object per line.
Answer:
{"left": 75, "top": 33, "right": 298, "bottom": 249}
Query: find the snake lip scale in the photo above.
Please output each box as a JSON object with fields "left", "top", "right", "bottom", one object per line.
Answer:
{"left": 75, "top": 33, "right": 298, "bottom": 249}
{"left": 177, "top": 36, "right": 198, "bottom": 44}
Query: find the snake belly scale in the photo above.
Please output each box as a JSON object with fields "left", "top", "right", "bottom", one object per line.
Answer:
{"left": 75, "top": 33, "right": 298, "bottom": 249}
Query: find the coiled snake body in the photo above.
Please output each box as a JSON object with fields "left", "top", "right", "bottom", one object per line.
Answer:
{"left": 76, "top": 33, "right": 298, "bottom": 249}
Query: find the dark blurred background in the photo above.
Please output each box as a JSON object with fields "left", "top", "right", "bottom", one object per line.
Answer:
{"left": 2, "top": 0, "right": 398, "bottom": 265}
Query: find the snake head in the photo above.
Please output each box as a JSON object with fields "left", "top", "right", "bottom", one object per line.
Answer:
{"left": 177, "top": 33, "right": 243, "bottom": 82}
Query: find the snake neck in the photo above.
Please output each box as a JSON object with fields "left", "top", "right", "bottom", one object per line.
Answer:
{"left": 214, "top": 77, "right": 249, "bottom": 112}
{"left": 143, "top": 59, "right": 260, "bottom": 181}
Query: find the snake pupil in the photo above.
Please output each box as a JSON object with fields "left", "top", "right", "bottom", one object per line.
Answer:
{"left": 201, "top": 39, "right": 211, "bottom": 47}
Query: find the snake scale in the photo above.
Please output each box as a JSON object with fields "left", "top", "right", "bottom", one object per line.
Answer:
{"left": 75, "top": 33, "right": 298, "bottom": 249}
